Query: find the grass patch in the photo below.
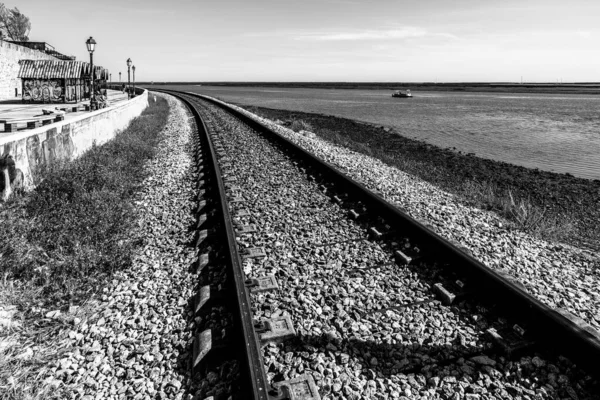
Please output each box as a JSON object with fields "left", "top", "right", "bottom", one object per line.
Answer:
{"left": 317, "top": 123, "right": 574, "bottom": 239}
{"left": 461, "top": 180, "right": 573, "bottom": 241}
{"left": 289, "top": 119, "right": 314, "bottom": 133}
{"left": 2, "top": 95, "right": 169, "bottom": 306}
{"left": 0, "top": 94, "right": 170, "bottom": 399}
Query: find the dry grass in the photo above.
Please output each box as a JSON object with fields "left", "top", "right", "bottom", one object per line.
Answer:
{"left": 289, "top": 119, "right": 314, "bottom": 133}
{"left": 0, "top": 94, "right": 169, "bottom": 399}
{"left": 461, "top": 180, "right": 574, "bottom": 241}
{"left": 0, "top": 282, "right": 71, "bottom": 399}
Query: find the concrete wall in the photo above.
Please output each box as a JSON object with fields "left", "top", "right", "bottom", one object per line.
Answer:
{"left": 0, "top": 39, "right": 58, "bottom": 101}
{"left": 0, "top": 89, "right": 149, "bottom": 192}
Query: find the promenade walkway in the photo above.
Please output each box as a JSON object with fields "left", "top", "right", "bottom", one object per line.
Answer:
{"left": 0, "top": 89, "right": 130, "bottom": 137}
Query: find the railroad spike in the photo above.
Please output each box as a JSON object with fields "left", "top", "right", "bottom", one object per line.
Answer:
{"left": 394, "top": 249, "right": 412, "bottom": 265}
{"left": 486, "top": 325, "right": 536, "bottom": 358}
{"left": 433, "top": 280, "right": 470, "bottom": 305}
{"left": 348, "top": 209, "right": 360, "bottom": 220}
{"left": 433, "top": 283, "right": 456, "bottom": 305}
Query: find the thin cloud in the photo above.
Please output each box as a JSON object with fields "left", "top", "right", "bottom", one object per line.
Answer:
{"left": 296, "top": 28, "right": 458, "bottom": 41}
{"left": 576, "top": 31, "right": 592, "bottom": 39}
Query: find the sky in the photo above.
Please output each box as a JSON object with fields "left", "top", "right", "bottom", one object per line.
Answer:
{"left": 9, "top": 0, "right": 600, "bottom": 82}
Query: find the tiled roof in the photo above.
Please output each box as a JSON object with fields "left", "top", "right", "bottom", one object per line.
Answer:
{"left": 18, "top": 60, "right": 108, "bottom": 79}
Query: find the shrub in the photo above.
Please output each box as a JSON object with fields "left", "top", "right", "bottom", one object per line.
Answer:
{"left": 461, "top": 180, "right": 573, "bottom": 241}
{"left": 289, "top": 119, "right": 314, "bottom": 133}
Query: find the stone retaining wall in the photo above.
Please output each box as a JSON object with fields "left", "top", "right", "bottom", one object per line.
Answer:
{"left": 0, "top": 40, "right": 58, "bottom": 101}
{"left": 0, "top": 89, "right": 149, "bottom": 193}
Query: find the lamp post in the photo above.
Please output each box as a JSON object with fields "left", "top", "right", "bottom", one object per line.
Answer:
{"left": 132, "top": 65, "right": 136, "bottom": 98}
{"left": 85, "top": 36, "right": 97, "bottom": 110}
{"left": 126, "top": 58, "right": 132, "bottom": 99}
{"left": 119, "top": 72, "right": 121, "bottom": 84}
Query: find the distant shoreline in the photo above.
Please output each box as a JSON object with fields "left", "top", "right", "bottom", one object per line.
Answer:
{"left": 145, "top": 82, "right": 600, "bottom": 95}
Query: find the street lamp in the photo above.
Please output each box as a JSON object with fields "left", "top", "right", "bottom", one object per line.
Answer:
{"left": 132, "top": 65, "right": 136, "bottom": 98}
{"left": 85, "top": 36, "right": 97, "bottom": 110}
{"left": 126, "top": 58, "right": 132, "bottom": 99}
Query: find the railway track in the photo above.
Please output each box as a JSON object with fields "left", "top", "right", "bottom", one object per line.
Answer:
{"left": 156, "top": 89, "right": 599, "bottom": 399}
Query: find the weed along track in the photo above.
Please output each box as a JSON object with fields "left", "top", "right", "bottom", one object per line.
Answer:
{"left": 164, "top": 90, "right": 600, "bottom": 399}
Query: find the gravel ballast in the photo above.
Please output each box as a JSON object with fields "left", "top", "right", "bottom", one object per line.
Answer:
{"left": 241, "top": 104, "right": 600, "bottom": 252}
{"left": 199, "top": 94, "right": 600, "bottom": 333}
{"left": 192, "top": 97, "right": 598, "bottom": 399}
{"left": 48, "top": 93, "right": 208, "bottom": 399}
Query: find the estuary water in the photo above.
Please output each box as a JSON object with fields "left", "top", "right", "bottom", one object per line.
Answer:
{"left": 183, "top": 86, "right": 600, "bottom": 180}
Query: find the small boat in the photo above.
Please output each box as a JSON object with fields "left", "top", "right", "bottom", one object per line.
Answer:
{"left": 392, "top": 89, "right": 412, "bottom": 98}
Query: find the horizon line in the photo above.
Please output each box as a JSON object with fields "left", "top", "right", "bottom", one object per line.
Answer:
{"left": 136, "top": 81, "right": 600, "bottom": 85}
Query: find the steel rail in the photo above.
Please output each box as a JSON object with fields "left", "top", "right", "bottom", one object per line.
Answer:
{"left": 166, "top": 91, "right": 272, "bottom": 399}
{"left": 161, "top": 89, "right": 600, "bottom": 378}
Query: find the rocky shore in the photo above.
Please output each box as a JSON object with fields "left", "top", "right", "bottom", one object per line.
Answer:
{"left": 241, "top": 106, "right": 600, "bottom": 252}
{"left": 204, "top": 96, "right": 599, "bottom": 334}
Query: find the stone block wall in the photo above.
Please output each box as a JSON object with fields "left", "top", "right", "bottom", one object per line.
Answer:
{"left": 0, "top": 40, "right": 57, "bottom": 101}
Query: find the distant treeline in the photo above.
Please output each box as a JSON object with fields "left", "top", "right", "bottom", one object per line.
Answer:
{"left": 141, "top": 82, "right": 600, "bottom": 94}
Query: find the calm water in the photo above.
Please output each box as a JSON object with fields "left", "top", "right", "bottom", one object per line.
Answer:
{"left": 178, "top": 86, "right": 600, "bottom": 180}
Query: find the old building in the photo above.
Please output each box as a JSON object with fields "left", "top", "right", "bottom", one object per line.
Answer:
{"left": 0, "top": 40, "right": 86, "bottom": 102}
{"left": 17, "top": 59, "right": 108, "bottom": 103}
{"left": 0, "top": 39, "right": 57, "bottom": 100}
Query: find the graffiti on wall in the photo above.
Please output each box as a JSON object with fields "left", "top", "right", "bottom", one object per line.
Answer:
{"left": 25, "top": 126, "right": 74, "bottom": 185}
{"left": 0, "top": 124, "right": 75, "bottom": 201}
{"left": 63, "top": 79, "right": 84, "bottom": 102}
{"left": 22, "top": 79, "right": 64, "bottom": 103}
{"left": 0, "top": 153, "right": 24, "bottom": 201}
